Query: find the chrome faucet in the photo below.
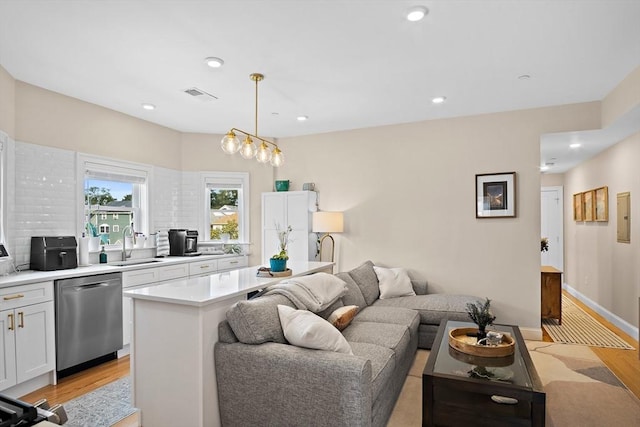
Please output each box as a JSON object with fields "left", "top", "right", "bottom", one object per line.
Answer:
{"left": 123, "top": 225, "right": 135, "bottom": 260}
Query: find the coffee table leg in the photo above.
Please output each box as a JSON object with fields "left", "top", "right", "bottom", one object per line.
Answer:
{"left": 422, "top": 374, "right": 434, "bottom": 426}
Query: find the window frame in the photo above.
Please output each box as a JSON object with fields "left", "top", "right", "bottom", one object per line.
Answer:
{"left": 77, "top": 154, "right": 152, "bottom": 248}
{"left": 200, "top": 172, "right": 250, "bottom": 243}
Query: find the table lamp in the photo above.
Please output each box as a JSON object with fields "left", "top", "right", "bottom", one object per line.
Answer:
{"left": 312, "top": 211, "right": 344, "bottom": 262}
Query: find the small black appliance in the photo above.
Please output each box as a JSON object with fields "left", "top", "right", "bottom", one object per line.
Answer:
{"left": 30, "top": 236, "right": 78, "bottom": 271}
{"left": 168, "top": 229, "right": 200, "bottom": 256}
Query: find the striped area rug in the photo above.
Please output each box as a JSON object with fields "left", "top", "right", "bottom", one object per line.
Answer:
{"left": 542, "top": 296, "right": 635, "bottom": 350}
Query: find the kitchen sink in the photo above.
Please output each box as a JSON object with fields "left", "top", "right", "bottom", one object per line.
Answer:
{"left": 109, "top": 259, "right": 163, "bottom": 266}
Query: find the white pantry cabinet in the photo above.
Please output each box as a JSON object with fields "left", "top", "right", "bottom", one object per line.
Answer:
{"left": 262, "top": 191, "right": 318, "bottom": 265}
{"left": 0, "top": 282, "right": 55, "bottom": 391}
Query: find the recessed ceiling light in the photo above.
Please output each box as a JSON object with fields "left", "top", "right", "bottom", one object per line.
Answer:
{"left": 431, "top": 96, "right": 446, "bottom": 104}
{"left": 407, "top": 6, "right": 428, "bottom": 22}
{"left": 297, "top": 115, "right": 308, "bottom": 121}
{"left": 141, "top": 103, "right": 155, "bottom": 110}
{"left": 518, "top": 74, "right": 531, "bottom": 80}
{"left": 569, "top": 143, "right": 581, "bottom": 149}
{"left": 204, "top": 57, "right": 224, "bottom": 68}
{"left": 540, "top": 165, "right": 550, "bottom": 171}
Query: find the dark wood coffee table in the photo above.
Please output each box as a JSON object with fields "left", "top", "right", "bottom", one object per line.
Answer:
{"left": 423, "top": 320, "right": 545, "bottom": 426}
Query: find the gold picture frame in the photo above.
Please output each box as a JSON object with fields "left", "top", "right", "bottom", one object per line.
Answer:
{"left": 595, "top": 186, "right": 608, "bottom": 222}
{"left": 573, "top": 193, "right": 583, "bottom": 221}
{"left": 583, "top": 190, "right": 595, "bottom": 222}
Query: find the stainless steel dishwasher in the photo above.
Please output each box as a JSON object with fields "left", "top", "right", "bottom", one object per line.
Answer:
{"left": 55, "top": 272, "right": 123, "bottom": 376}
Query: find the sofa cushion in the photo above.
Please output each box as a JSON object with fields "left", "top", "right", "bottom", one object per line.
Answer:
{"left": 347, "top": 260, "right": 380, "bottom": 306}
{"left": 354, "top": 306, "right": 420, "bottom": 333}
{"left": 373, "top": 266, "right": 416, "bottom": 299}
{"left": 328, "top": 305, "right": 359, "bottom": 331}
{"left": 343, "top": 322, "right": 411, "bottom": 356}
{"left": 277, "top": 305, "right": 353, "bottom": 354}
{"left": 349, "top": 342, "right": 396, "bottom": 403}
{"left": 226, "top": 294, "right": 295, "bottom": 344}
{"left": 335, "top": 272, "right": 367, "bottom": 308}
{"left": 373, "top": 294, "right": 477, "bottom": 324}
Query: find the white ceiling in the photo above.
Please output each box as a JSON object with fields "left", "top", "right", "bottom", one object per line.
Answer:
{"left": 1, "top": 1, "right": 639, "bottom": 172}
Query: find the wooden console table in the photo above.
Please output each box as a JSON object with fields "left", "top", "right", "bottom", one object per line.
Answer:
{"left": 541, "top": 266, "right": 562, "bottom": 324}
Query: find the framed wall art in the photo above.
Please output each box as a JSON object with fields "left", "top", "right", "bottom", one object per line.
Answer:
{"left": 475, "top": 172, "right": 516, "bottom": 218}
{"left": 573, "top": 193, "right": 583, "bottom": 221}
{"left": 583, "top": 190, "right": 595, "bottom": 222}
{"left": 595, "top": 186, "right": 608, "bottom": 222}
{"left": 617, "top": 192, "right": 630, "bottom": 243}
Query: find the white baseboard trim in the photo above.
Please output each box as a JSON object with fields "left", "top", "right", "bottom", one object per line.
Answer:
{"left": 519, "top": 327, "right": 543, "bottom": 341}
{"left": 564, "top": 284, "right": 639, "bottom": 340}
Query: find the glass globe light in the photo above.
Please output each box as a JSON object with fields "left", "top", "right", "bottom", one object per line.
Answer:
{"left": 270, "top": 147, "right": 285, "bottom": 167}
{"left": 239, "top": 136, "right": 257, "bottom": 159}
{"left": 256, "top": 142, "right": 272, "bottom": 163}
{"left": 220, "top": 131, "right": 240, "bottom": 154}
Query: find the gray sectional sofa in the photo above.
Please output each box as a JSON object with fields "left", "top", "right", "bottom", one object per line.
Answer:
{"left": 215, "top": 260, "right": 479, "bottom": 427}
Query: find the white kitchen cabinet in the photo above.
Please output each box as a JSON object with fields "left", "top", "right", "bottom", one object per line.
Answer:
{"left": 0, "top": 282, "right": 55, "bottom": 392}
{"left": 217, "top": 256, "right": 248, "bottom": 272}
{"left": 188, "top": 259, "right": 218, "bottom": 277}
{"left": 262, "top": 191, "right": 317, "bottom": 264}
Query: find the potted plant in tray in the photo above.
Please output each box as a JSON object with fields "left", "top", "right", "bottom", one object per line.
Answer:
{"left": 270, "top": 225, "right": 292, "bottom": 272}
{"left": 466, "top": 298, "right": 496, "bottom": 344}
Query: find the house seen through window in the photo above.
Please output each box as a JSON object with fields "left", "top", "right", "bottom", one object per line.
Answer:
{"left": 85, "top": 179, "right": 135, "bottom": 246}
{"left": 202, "top": 172, "right": 249, "bottom": 243}
{"left": 210, "top": 189, "right": 239, "bottom": 240}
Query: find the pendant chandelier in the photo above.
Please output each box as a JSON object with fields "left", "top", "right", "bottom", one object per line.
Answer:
{"left": 220, "top": 73, "right": 284, "bottom": 167}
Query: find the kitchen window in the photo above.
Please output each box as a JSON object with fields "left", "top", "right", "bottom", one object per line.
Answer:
{"left": 78, "top": 155, "right": 150, "bottom": 248}
{"left": 201, "top": 172, "right": 249, "bottom": 243}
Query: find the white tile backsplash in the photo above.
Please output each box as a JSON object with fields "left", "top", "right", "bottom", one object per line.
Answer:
{"left": 5, "top": 141, "right": 199, "bottom": 268}
{"left": 12, "top": 141, "right": 77, "bottom": 265}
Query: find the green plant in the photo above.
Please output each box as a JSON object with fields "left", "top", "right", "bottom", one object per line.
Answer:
{"left": 541, "top": 237, "right": 549, "bottom": 252}
{"left": 466, "top": 298, "right": 496, "bottom": 330}
{"left": 271, "top": 225, "right": 292, "bottom": 260}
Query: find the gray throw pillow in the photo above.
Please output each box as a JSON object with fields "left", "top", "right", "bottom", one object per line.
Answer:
{"left": 226, "top": 294, "right": 295, "bottom": 344}
{"left": 347, "top": 260, "right": 380, "bottom": 306}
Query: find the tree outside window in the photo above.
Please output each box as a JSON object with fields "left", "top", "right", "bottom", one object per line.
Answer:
{"left": 210, "top": 190, "right": 239, "bottom": 239}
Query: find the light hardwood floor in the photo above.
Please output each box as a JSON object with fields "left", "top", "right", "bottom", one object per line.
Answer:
{"left": 18, "top": 293, "right": 640, "bottom": 425}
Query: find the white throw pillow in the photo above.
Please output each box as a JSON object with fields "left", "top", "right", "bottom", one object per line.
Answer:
{"left": 373, "top": 266, "right": 416, "bottom": 299}
{"left": 277, "top": 305, "right": 353, "bottom": 354}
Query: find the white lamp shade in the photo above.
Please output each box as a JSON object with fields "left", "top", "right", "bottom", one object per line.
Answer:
{"left": 312, "top": 212, "right": 344, "bottom": 233}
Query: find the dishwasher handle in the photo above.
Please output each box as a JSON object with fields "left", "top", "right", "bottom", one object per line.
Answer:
{"left": 73, "top": 282, "right": 112, "bottom": 291}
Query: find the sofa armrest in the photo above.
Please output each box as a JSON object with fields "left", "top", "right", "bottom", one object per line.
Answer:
{"left": 215, "top": 341, "right": 372, "bottom": 427}
{"left": 411, "top": 280, "right": 428, "bottom": 295}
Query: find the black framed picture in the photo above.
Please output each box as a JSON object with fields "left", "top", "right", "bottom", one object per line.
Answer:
{"left": 476, "top": 172, "right": 516, "bottom": 218}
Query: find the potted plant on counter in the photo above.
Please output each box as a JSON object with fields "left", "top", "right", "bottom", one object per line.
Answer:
{"left": 270, "top": 225, "right": 292, "bottom": 272}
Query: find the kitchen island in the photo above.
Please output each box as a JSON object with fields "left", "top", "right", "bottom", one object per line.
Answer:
{"left": 125, "top": 261, "right": 334, "bottom": 427}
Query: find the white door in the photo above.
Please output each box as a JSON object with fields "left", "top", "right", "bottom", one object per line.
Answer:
{"left": 541, "top": 186, "right": 563, "bottom": 271}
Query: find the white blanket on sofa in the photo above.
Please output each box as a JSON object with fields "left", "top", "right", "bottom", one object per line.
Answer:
{"left": 264, "top": 272, "right": 347, "bottom": 313}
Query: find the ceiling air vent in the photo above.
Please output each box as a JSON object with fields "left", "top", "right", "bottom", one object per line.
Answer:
{"left": 183, "top": 87, "right": 218, "bottom": 102}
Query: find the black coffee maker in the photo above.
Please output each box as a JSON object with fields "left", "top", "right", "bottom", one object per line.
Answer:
{"left": 168, "top": 229, "right": 200, "bottom": 256}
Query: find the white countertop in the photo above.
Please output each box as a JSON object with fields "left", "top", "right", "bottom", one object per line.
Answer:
{"left": 124, "top": 261, "right": 334, "bottom": 307}
{"left": 0, "top": 254, "right": 245, "bottom": 288}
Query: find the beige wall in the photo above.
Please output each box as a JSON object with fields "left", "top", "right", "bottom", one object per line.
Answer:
{"left": 0, "top": 65, "right": 15, "bottom": 137}
{"left": 562, "top": 65, "right": 640, "bottom": 329}
{"left": 602, "top": 66, "right": 640, "bottom": 128}
{"left": 564, "top": 132, "right": 640, "bottom": 327}
{"left": 541, "top": 173, "right": 564, "bottom": 187}
{"left": 15, "top": 82, "right": 183, "bottom": 170}
{"left": 277, "top": 102, "right": 600, "bottom": 331}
